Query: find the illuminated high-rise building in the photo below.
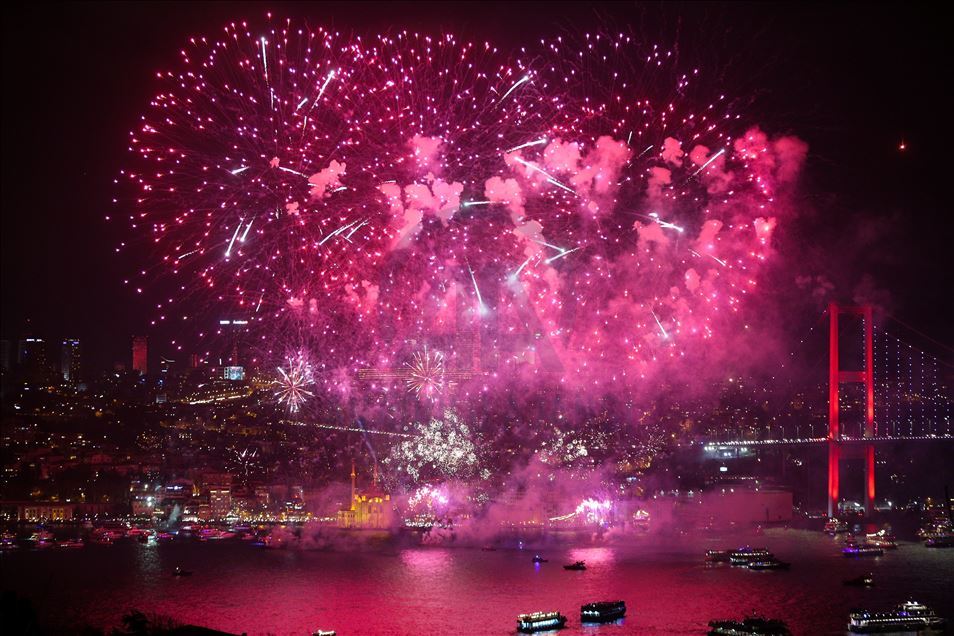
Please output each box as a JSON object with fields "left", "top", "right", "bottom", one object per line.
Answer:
{"left": 61, "top": 339, "right": 81, "bottom": 384}
{"left": 18, "top": 338, "right": 52, "bottom": 384}
{"left": 132, "top": 336, "right": 148, "bottom": 375}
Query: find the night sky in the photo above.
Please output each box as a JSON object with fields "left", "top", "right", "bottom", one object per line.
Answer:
{"left": 2, "top": 2, "right": 951, "bottom": 372}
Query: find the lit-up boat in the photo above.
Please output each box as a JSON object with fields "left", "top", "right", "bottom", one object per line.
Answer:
{"left": 708, "top": 616, "right": 791, "bottom": 635}
{"left": 824, "top": 518, "right": 849, "bottom": 534}
{"left": 517, "top": 611, "right": 567, "bottom": 633}
{"left": 843, "top": 545, "right": 884, "bottom": 557}
{"left": 532, "top": 554, "right": 548, "bottom": 563}
{"left": 729, "top": 547, "right": 773, "bottom": 565}
{"left": 56, "top": 539, "right": 85, "bottom": 548}
{"left": 581, "top": 600, "right": 625, "bottom": 623}
{"left": 312, "top": 631, "right": 336, "bottom": 636}
{"left": 706, "top": 549, "right": 731, "bottom": 563}
{"left": 848, "top": 600, "right": 946, "bottom": 633}
{"left": 747, "top": 558, "right": 790, "bottom": 570}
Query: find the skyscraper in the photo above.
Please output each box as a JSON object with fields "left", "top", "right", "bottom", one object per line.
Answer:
{"left": 132, "top": 336, "right": 148, "bottom": 375}
{"left": 18, "top": 338, "right": 52, "bottom": 384}
{"left": 61, "top": 339, "right": 81, "bottom": 384}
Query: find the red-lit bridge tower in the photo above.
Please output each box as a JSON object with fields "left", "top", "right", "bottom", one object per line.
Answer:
{"left": 827, "top": 303, "right": 876, "bottom": 517}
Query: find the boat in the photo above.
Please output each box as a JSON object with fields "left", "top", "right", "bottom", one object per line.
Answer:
{"left": 706, "top": 549, "right": 731, "bottom": 563}
{"left": 313, "top": 631, "right": 336, "bottom": 636}
{"left": 532, "top": 554, "right": 548, "bottom": 563}
{"left": 747, "top": 558, "right": 790, "bottom": 570}
{"left": 563, "top": 561, "right": 586, "bottom": 571}
{"left": 729, "top": 547, "right": 773, "bottom": 565}
{"left": 848, "top": 600, "right": 946, "bottom": 633}
{"left": 708, "top": 616, "right": 791, "bottom": 635}
{"left": 843, "top": 545, "right": 884, "bottom": 557}
{"left": 581, "top": 600, "right": 625, "bottom": 623}
{"left": 868, "top": 538, "right": 898, "bottom": 550}
{"left": 924, "top": 534, "right": 954, "bottom": 548}
{"left": 824, "top": 518, "right": 849, "bottom": 534}
{"left": 56, "top": 539, "right": 85, "bottom": 549}
{"left": 517, "top": 611, "right": 567, "bottom": 633}
{"left": 27, "top": 531, "right": 54, "bottom": 549}
{"left": 173, "top": 567, "right": 193, "bottom": 577}
{"left": 844, "top": 574, "right": 875, "bottom": 587}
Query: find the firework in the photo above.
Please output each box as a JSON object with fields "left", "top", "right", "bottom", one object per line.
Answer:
{"left": 275, "top": 352, "right": 315, "bottom": 413}
{"left": 120, "top": 19, "right": 806, "bottom": 405}
{"left": 405, "top": 346, "right": 445, "bottom": 400}
{"left": 386, "top": 409, "right": 479, "bottom": 483}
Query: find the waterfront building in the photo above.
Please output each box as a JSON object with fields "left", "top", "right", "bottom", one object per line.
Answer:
{"left": 337, "top": 462, "right": 393, "bottom": 530}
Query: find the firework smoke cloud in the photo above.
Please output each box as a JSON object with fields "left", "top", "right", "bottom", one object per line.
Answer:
{"left": 119, "top": 19, "right": 807, "bottom": 413}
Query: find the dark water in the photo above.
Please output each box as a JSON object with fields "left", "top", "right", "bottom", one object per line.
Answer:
{"left": 2, "top": 529, "right": 952, "bottom": 635}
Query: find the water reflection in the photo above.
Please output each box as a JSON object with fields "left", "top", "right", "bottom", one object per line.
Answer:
{"left": 399, "top": 548, "right": 452, "bottom": 573}
{"left": 568, "top": 547, "right": 614, "bottom": 566}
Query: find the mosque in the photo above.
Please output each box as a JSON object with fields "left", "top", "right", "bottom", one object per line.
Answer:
{"left": 337, "top": 461, "right": 394, "bottom": 530}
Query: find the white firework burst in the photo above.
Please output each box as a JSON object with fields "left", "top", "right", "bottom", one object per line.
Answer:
{"left": 405, "top": 346, "right": 445, "bottom": 400}
{"left": 275, "top": 352, "right": 315, "bottom": 413}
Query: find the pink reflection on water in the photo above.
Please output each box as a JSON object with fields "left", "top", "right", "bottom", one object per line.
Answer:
{"left": 400, "top": 547, "right": 452, "bottom": 573}
{"left": 568, "top": 546, "right": 614, "bottom": 566}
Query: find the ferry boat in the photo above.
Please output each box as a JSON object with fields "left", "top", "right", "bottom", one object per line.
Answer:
{"left": 848, "top": 600, "right": 946, "bottom": 633}
{"left": 517, "top": 611, "right": 567, "bottom": 633}
{"left": 729, "top": 547, "right": 773, "bottom": 565}
{"left": 844, "top": 573, "right": 875, "bottom": 587}
{"left": 747, "top": 558, "right": 790, "bottom": 570}
{"left": 708, "top": 616, "right": 791, "bottom": 635}
{"left": 825, "top": 518, "right": 849, "bottom": 534}
{"left": 563, "top": 561, "right": 586, "bottom": 571}
{"left": 706, "top": 549, "right": 731, "bottom": 563}
{"left": 843, "top": 545, "right": 884, "bottom": 557}
{"left": 581, "top": 600, "right": 626, "bottom": 623}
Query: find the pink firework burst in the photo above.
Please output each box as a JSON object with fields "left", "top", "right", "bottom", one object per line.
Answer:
{"left": 119, "top": 17, "right": 807, "bottom": 404}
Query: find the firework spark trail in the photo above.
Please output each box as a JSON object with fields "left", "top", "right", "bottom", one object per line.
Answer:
{"left": 651, "top": 309, "right": 669, "bottom": 340}
{"left": 498, "top": 75, "right": 530, "bottom": 103}
{"left": 691, "top": 147, "right": 726, "bottom": 177}
{"left": 119, "top": 19, "right": 807, "bottom": 405}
